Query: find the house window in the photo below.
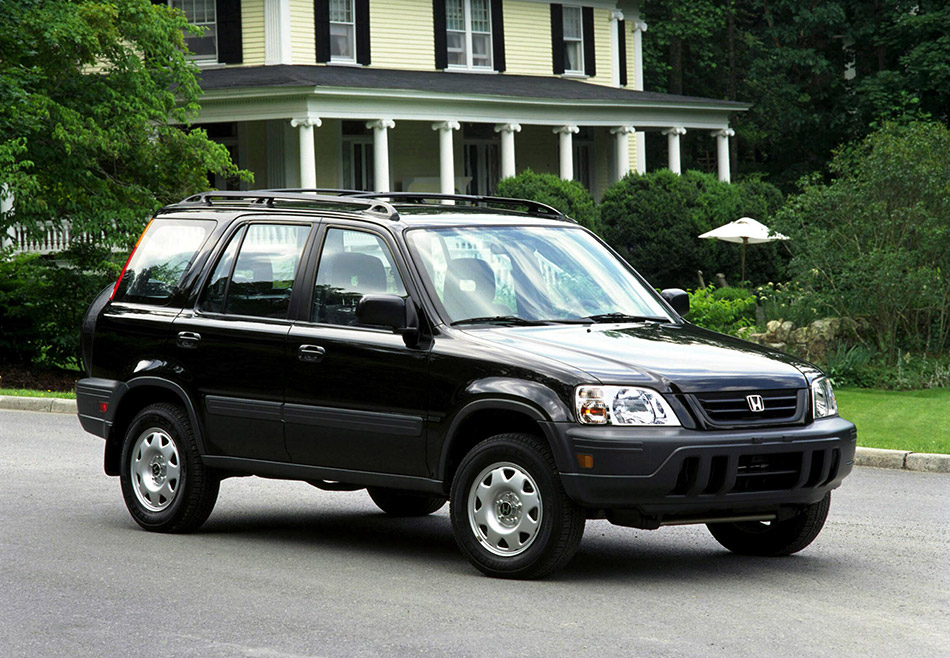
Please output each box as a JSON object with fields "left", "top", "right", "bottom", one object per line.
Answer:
{"left": 329, "top": 0, "right": 355, "bottom": 62}
{"left": 562, "top": 6, "right": 583, "bottom": 74}
{"left": 170, "top": 0, "right": 217, "bottom": 61}
{"left": 446, "top": 0, "right": 493, "bottom": 69}
{"left": 342, "top": 122, "right": 374, "bottom": 191}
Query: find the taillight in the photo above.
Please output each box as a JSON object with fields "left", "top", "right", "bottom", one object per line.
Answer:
{"left": 110, "top": 219, "right": 154, "bottom": 300}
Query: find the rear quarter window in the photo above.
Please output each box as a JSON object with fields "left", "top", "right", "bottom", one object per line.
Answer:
{"left": 112, "top": 218, "right": 216, "bottom": 305}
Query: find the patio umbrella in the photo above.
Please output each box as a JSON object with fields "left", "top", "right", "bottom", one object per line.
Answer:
{"left": 698, "top": 217, "right": 789, "bottom": 284}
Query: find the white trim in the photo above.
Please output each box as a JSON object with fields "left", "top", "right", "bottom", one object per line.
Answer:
{"left": 265, "top": 0, "right": 292, "bottom": 66}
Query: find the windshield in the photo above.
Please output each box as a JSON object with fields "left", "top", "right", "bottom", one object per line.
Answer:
{"left": 406, "top": 225, "right": 673, "bottom": 325}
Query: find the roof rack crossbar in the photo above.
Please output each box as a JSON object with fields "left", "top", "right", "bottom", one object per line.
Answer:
{"left": 348, "top": 192, "right": 572, "bottom": 221}
{"left": 179, "top": 191, "right": 398, "bottom": 219}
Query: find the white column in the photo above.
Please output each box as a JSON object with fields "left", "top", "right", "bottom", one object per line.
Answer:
{"left": 713, "top": 128, "right": 735, "bottom": 183}
{"left": 0, "top": 184, "right": 13, "bottom": 251}
{"left": 609, "top": 10, "right": 625, "bottom": 88}
{"left": 610, "top": 126, "right": 636, "bottom": 182}
{"left": 554, "top": 125, "right": 580, "bottom": 180}
{"left": 367, "top": 119, "right": 395, "bottom": 193}
{"left": 432, "top": 121, "right": 461, "bottom": 196}
{"left": 265, "top": 0, "right": 292, "bottom": 65}
{"left": 632, "top": 19, "right": 648, "bottom": 91}
{"left": 290, "top": 117, "right": 321, "bottom": 189}
{"left": 662, "top": 126, "right": 686, "bottom": 175}
{"left": 494, "top": 123, "right": 522, "bottom": 180}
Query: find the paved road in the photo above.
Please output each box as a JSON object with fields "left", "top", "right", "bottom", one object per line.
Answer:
{"left": 1, "top": 410, "right": 948, "bottom": 658}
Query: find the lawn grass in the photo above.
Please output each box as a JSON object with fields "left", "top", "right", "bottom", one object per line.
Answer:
{"left": 836, "top": 387, "right": 950, "bottom": 454}
{"left": 0, "top": 388, "right": 76, "bottom": 399}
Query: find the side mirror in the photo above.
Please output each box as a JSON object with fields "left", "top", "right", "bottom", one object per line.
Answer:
{"left": 660, "top": 288, "right": 690, "bottom": 316}
{"left": 356, "top": 294, "right": 421, "bottom": 346}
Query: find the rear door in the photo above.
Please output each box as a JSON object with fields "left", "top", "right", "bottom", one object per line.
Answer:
{"left": 171, "top": 219, "right": 315, "bottom": 461}
{"left": 284, "top": 223, "right": 430, "bottom": 476}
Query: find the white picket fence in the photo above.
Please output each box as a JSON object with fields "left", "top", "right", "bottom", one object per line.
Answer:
{"left": 3, "top": 223, "right": 103, "bottom": 255}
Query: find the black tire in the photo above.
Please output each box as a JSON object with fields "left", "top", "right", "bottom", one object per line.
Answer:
{"left": 707, "top": 492, "right": 832, "bottom": 556}
{"left": 449, "top": 433, "right": 586, "bottom": 579}
{"left": 367, "top": 487, "right": 447, "bottom": 516}
{"left": 119, "top": 403, "right": 219, "bottom": 533}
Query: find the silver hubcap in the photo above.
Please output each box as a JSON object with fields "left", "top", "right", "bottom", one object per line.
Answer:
{"left": 131, "top": 428, "right": 181, "bottom": 512}
{"left": 467, "top": 462, "right": 542, "bottom": 557}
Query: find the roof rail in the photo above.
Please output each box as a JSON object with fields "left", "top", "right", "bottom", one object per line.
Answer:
{"left": 177, "top": 190, "right": 398, "bottom": 220}
{"left": 349, "top": 192, "right": 573, "bottom": 221}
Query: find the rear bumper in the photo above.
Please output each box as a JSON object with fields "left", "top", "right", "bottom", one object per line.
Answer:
{"left": 548, "top": 417, "right": 856, "bottom": 517}
{"left": 76, "top": 378, "right": 125, "bottom": 439}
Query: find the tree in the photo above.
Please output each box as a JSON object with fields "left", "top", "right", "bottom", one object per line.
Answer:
{"left": 0, "top": 0, "right": 247, "bottom": 248}
{"left": 773, "top": 122, "right": 950, "bottom": 357}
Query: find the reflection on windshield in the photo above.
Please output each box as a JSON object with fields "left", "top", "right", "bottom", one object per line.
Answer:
{"left": 406, "top": 226, "right": 673, "bottom": 325}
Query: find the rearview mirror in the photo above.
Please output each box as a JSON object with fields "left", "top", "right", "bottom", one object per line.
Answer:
{"left": 356, "top": 294, "right": 420, "bottom": 346}
{"left": 660, "top": 288, "right": 690, "bottom": 316}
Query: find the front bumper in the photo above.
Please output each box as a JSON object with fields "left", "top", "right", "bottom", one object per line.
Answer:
{"left": 546, "top": 417, "right": 856, "bottom": 517}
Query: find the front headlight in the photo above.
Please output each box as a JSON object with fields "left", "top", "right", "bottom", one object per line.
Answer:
{"left": 575, "top": 386, "right": 681, "bottom": 426}
{"left": 811, "top": 377, "right": 838, "bottom": 419}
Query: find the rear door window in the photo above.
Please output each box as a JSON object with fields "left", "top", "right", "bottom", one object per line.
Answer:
{"left": 112, "top": 218, "right": 216, "bottom": 305}
{"left": 200, "top": 223, "right": 312, "bottom": 319}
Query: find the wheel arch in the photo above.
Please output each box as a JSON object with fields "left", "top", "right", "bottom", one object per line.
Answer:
{"left": 437, "top": 398, "right": 574, "bottom": 493}
{"left": 104, "top": 377, "right": 205, "bottom": 476}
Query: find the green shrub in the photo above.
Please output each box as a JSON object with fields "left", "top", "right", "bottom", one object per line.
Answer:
{"left": 599, "top": 170, "right": 785, "bottom": 289}
{"left": 685, "top": 285, "right": 757, "bottom": 335}
{"left": 773, "top": 121, "right": 950, "bottom": 358}
{"left": 0, "top": 246, "right": 120, "bottom": 368}
{"left": 496, "top": 169, "right": 601, "bottom": 233}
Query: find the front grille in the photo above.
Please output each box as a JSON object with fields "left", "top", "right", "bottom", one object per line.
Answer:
{"left": 691, "top": 389, "right": 804, "bottom": 426}
{"left": 669, "top": 447, "right": 841, "bottom": 496}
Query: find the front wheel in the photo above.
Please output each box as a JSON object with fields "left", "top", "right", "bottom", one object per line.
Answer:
{"left": 119, "top": 403, "right": 219, "bottom": 533}
{"left": 707, "top": 492, "right": 832, "bottom": 556}
{"left": 450, "top": 433, "right": 585, "bottom": 579}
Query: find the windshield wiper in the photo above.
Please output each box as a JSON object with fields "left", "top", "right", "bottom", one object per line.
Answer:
{"left": 450, "top": 315, "right": 548, "bottom": 327}
{"left": 580, "top": 313, "right": 671, "bottom": 324}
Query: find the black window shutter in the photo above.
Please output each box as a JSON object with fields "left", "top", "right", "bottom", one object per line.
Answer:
{"left": 433, "top": 0, "right": 447, "bottom": 70}
{"left": 216, "top": 0, "right": 243, "bottom": 64}
{"left": 582, "top": 6, "right": 595, "bottom": 77}
{"left": 550, "top": 4, "right": 564, "bottom": 75}
{"left": 618, "top": 18, "right": 627, "bottom": 86}
{"left": 490, "top": 0, "right": 505, "bottom": 72}
{"left": 315, "top": 1, "right": 331, "bottom": 63}
{"left": 150, "top": 0, "right": 165, "bottom": 5}
{"left": 356, "top": 0, "right": 371, "bottom": 65}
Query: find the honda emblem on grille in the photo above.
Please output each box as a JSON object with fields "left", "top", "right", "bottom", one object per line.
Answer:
{"left": 746, "top": 394, "right": 766, "bottom": 412}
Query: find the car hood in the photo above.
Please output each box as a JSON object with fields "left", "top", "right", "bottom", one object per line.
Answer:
{"left": 466, "top": 322, "right": 814, "bottom": 392}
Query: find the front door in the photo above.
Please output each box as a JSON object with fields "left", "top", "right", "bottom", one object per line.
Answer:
{"left": 284, "top": 225, "right": 430, "bottom": 476}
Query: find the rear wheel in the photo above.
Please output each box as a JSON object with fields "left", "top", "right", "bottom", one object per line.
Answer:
{"left": 450, "top": 433, "right": 585, "bottom": 579}
{"left": 119, "top": 403, "right": 219, "bottom": 533}
{"left": 367, "top": 487, "right": 446, "bottom": 516}
{"left": 707, "top": 492, "right": 832, "bottom": 556}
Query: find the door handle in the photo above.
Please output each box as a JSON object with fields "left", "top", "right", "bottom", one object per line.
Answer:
{"left": 297, "top": 344, "right": 326, "bottom": 363}
{"left": 177, "top": 331, "right": 201, "bottom": 348}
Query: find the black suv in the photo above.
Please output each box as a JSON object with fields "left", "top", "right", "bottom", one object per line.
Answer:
{"left": 77, "top": 191, "right": 856, "bottom": 578}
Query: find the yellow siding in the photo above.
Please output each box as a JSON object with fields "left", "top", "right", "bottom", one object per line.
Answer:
{"left": 390, "top": 122, "right": 442, "bottom": 189}
{"left": 242, "top": 0, "right": 265, "bottom": 66}
{"left": 516, "top": 126, "right": 559, "bottom": 175}
{"left": 625, "top": 20, "right": 638, "bottom": 89}
{"left": 291, "top": 0, "right": 315, "bottom": 64}
{"left": 370, "top": 0, "right": 435, "bottom": 71}
{"left": 314, "top": 120, "right": 343, "bottom": 188}
{"left": 586, "top": 7, "right": 614, "bottom": 87}
{"left": 503, "top": 1, "right": 552, "bottom": 76}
